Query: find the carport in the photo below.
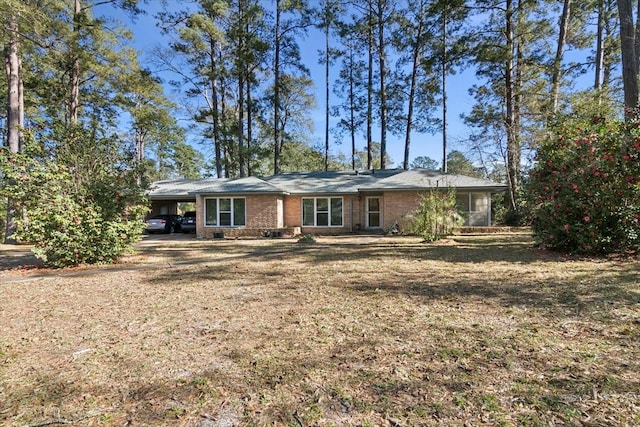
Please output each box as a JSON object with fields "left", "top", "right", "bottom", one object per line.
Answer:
{"left": 149, "top": 197, "right": 195, "bottom": 216}
{"left": 147, "top": 179, "right": 202, "bottom": 216}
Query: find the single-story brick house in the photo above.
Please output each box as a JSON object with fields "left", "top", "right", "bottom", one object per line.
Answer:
{"left": 148, "top": 169, "right": 507, "bottom": 238}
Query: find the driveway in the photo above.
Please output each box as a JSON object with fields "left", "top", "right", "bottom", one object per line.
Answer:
{"left": 138, "top": 231, "right": 197, "bottom": 245}
{"left": 0, "top": 232, "right": 199, "bottom": 271}
{"left": 0, "top": 232, "right": 427, "bottom": 274}
{"left": 0, "top": 244, "right": 40, "bottom": 271}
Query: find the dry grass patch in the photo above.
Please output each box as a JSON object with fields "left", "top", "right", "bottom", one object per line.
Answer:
{"left": 1, "top": 234, "right": 639, "bottom": 426}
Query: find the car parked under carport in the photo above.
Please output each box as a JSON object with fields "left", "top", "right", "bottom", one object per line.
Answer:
{"left": 180, "top": 211, "right": 196, "bottom": 233}
{"left": 145, "top": 214, "right": 183, "bottom": 234}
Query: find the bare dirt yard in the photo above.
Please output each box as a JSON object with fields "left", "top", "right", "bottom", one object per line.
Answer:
{"left": 1, "top": 233, "right": 639, "bottom": 426}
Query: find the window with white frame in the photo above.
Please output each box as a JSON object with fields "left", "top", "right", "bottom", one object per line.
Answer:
{"left": 302, "top": 197, "right": 343, "bottom": 227}
{"left": 367, "top": 197, "right": 381, "bottom": 228}
{"left": 205, "top": 198, "right": 246, "bottom": 227}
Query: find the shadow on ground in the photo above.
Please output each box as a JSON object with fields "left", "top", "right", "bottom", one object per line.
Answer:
{"left": 0, "top": 247, "right": 41, "bottom": 270}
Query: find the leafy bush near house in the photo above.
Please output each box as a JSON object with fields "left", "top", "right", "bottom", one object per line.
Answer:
{"left": 0, "top": 133, "right": 148, "bottom": 267}
{"left": 407, "top": 188, "right": 463, "bottom": 242}
{"left": 528, "top": 115, "right": 640, "bottom": 254}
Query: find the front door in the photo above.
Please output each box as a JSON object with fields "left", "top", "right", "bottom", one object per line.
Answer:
{"left": 366, "top": 197, "right": 381, "bottom": 229}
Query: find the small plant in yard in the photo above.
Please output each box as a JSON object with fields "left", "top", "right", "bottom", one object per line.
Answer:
{"left": 407, "top": 187, "right": 463, "bottom": 241}
{"left": 529, "top": 113, "right": 640, "bottom": 254}
{"left": 297, "top": 233, "right": 316, "bottom": 244}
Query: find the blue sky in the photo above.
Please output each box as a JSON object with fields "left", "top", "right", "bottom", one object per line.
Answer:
{"left": 107, "top": 1, "right": 477, "bottom": 169}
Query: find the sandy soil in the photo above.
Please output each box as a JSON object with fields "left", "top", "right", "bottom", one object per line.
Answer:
{"left": 1, "top": 234, "right": 638, "bottom": 426}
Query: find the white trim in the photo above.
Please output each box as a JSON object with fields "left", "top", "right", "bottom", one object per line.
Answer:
{"left": 301, "top": 197, "right": 344, "bottom": 227}
{"left": 204, "top": 197, "right": 246, "bottom": 227}
{"left": 365, "top": 196, "right": 382, "bottom": 229}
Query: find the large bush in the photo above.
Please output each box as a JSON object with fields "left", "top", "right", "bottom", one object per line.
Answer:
{"left": 529, "top": 115, "right": 640, "bottom": 254}
{"left": 0, "top": 134, "right": 148, "bottom": 267}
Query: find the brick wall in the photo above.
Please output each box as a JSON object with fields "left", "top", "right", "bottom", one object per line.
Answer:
{"left": 195, "top": 194, "right": 284, "bottom": 239}
{"left": 284, "top": 194, "right": 361, "bottom": 234}
{"left": 381, "top": 192, "right": 423, "bottom": 231}
{"left": 283, "top": 195, "right": 302, "bottom": 227}
{"left": 246, "top": 194, "right": 281, "bottom": 229}
{"left": 192, "top": 191, "right": 491, "bottom": 238}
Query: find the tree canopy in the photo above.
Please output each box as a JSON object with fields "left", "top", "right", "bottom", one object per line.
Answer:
{"left": 3, "top": 0, "right": 640, "bottom": 252}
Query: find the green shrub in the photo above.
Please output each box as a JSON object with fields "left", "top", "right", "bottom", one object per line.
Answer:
{"left": 0, "top": 133, "right": 148, "bottom": 267}
{"left": 407, "top": 188, "right": 463, "bottom": 242}
{"left": 297, "top": 233, "right": 316, "bottom": 244}
{"left": 528, "top": 115, "right": 640, "bottom": 254}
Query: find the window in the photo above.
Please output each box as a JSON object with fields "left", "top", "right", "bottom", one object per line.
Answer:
{"left": 470, "top": 194, "right": 486, "bottom": 212}
{"left": 302, "top": 197, "right": 343, "bottom": 227}
{"left": 456, "top": 194, "right": 470, "bottom": 212}
{"left": 219, "top": 198, "right": 232, "bottom": 226}
{"left": 367, "top": 197, "right": 381, "bottom": 228}
{"left": 205, "top": 198, "right": 246, "bottom": 227}
{"left": 456, "top": 193, "right": 486, "bottom": 213}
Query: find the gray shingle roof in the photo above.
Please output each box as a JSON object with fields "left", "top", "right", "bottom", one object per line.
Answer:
{"left": 148, "top": 178, "right": 217, "bottom": 199}
{"left": 148, "top": 176, "right": 285, "bottom": 199}
{"left": 263, "top": 170, "right": 401, "bottom": 194}
{"left": 148, "top": 169, "right": 506, "bottom": 199}
{"left": 366, "top": 169, "right": 508, "bottom": 192}
{"left": 190, "top": 176, "right": 285, "bottom": 195}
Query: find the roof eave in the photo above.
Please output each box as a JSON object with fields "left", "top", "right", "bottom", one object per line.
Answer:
{"left": 147, "top": 195, "right": 195, "bottom": 200}
{"left": 359, "top": 186, "right": 508, "bottom": 193}
{"left": 190, "top": 190, "right": 289, "bottom": 196}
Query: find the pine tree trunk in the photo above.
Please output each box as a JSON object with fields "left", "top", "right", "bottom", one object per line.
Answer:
{"left": 245, "top": 7, "right": 253, "bottom": 177}
{"left": 247, "top": 77, "right": 253, "bottom": 176}
{"left": 595, "top": 0, "right": 604, "bottom": 89}
{"left": 219, "top": 82, "right": 232, "bottom": 178}
{"left": 366, "top": 3, "right": 373, "bottom": 171}
{"left": 69, "top": 0, "right": 82, "bottom": 124}
{"left": 135, "top": 132, "right": 145, "bottom": 164}
{"left": 505, "top": 0, "right": 520, "bottom": 213}
{"left": 210, "top": 40, "right": 223, "bottom": 178}
{"left": 635, "top": 0, "right": 640, "bottom": 74}
{"left": 4, "top": 13, "right": 23, "bottom": 244}
{"left": 603, "top": 5, "right": 615, "bottom": 87}
{"left": 441, "top": 7, "right": 448, "bottom": 174}
{"left": 274, "top": 0, "right": 282, "bottom": 175}
{"left": 6, "top": 14, "right": 21, "bottom": 152}
{"left": 238, "top": 3, "right": 246, "bottom": 178}
{"left": 551, "top": 0, "right": 571, "bottom": 114}
{"left": 403, "top": 20, "right": 422, "bottom": 170}
{"left": 618, "top": 0, "right": 639, "bottom": 115}
{"left": 239, "top": 73, "right": 246, "bottom": 177}
{"left": 324, "top": 19, "right": 330, "bottom": 172}
{"left": 349, "top": 44, "right": 356, "bottom": 170}
{"left": 376, "top": 0, "right": 388, "bottom": 169}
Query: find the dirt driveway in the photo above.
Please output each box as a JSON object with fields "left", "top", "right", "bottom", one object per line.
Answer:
{"left": 0, "top": 244, "right": 40, "bottom": 271}
{"left": 0, "top": 233, "right": 423, "bottom": 276}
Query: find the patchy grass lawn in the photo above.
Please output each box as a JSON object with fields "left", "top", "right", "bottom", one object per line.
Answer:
{"left": 0, "top": 234, "right": 639, "bottom": 426}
